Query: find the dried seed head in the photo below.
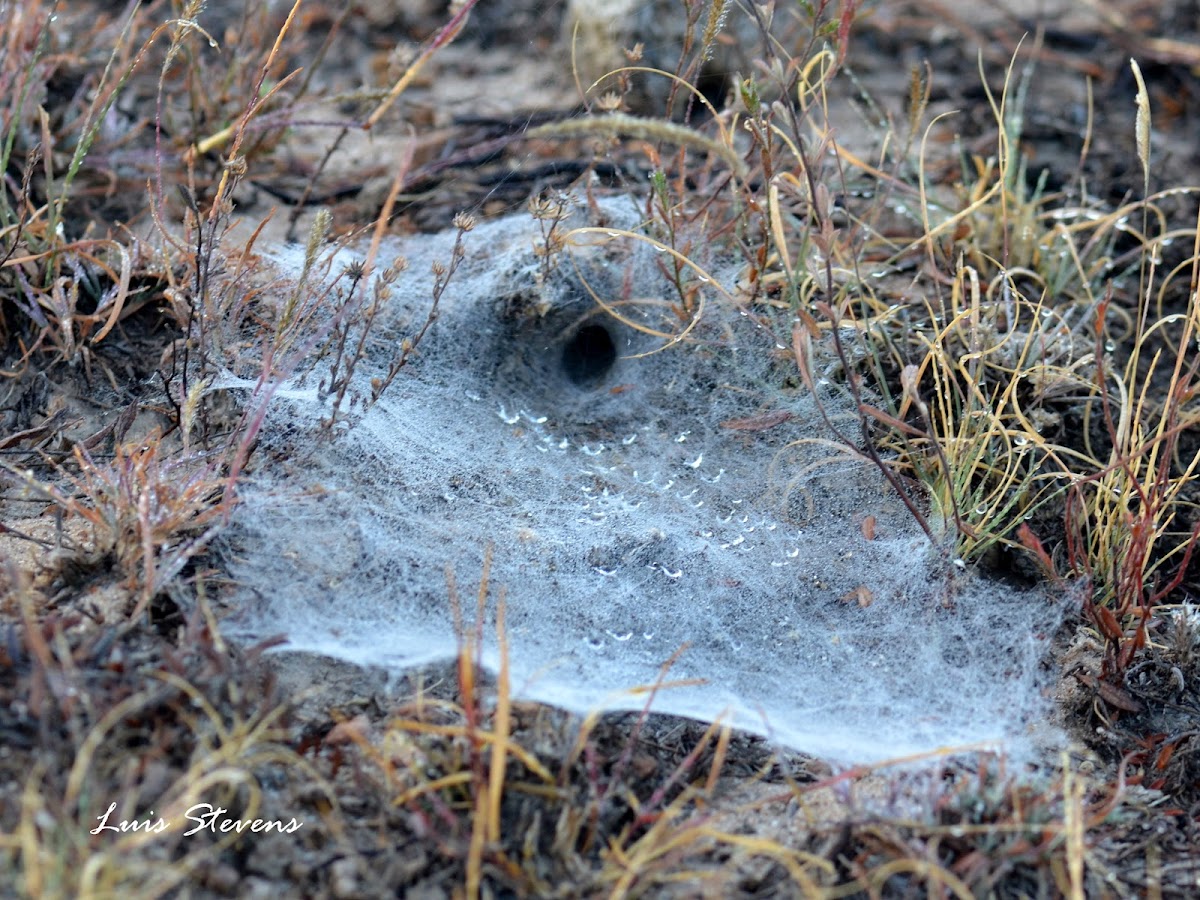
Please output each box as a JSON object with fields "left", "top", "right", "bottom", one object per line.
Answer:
{"left": 452, "top": 211, "right": 477, "bottom": 232}
{"left": 309, "top": 209, "right": 332, "bottom": 267}
{"left": 528, "top": 194, "right": 566, "bottom": 220}
{"left": 595, "top": 92, "right": 624, "bottom": 113}
{"left": 381, "top": 256, "right": 409, "bottom": 283}
{"left": 1130, "top": 58, "right": 1151, "bottom": 188}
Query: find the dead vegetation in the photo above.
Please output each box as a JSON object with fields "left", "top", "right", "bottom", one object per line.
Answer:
{"left": 2, "top": 0, "right": 1199, "bottom": 896}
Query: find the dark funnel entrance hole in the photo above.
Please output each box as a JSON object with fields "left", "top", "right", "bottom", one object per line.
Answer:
{"left": 562, "top": 323, "right": 617, "bottom": 387}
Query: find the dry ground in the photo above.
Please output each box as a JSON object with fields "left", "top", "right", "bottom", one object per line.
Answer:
{"left": 2, "top": 1, "right": 1200, "bottom": 897}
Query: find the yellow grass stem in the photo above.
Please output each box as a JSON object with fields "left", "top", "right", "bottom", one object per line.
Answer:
{"left": 527, "top": 113, "right": 747, "bottom": 178}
